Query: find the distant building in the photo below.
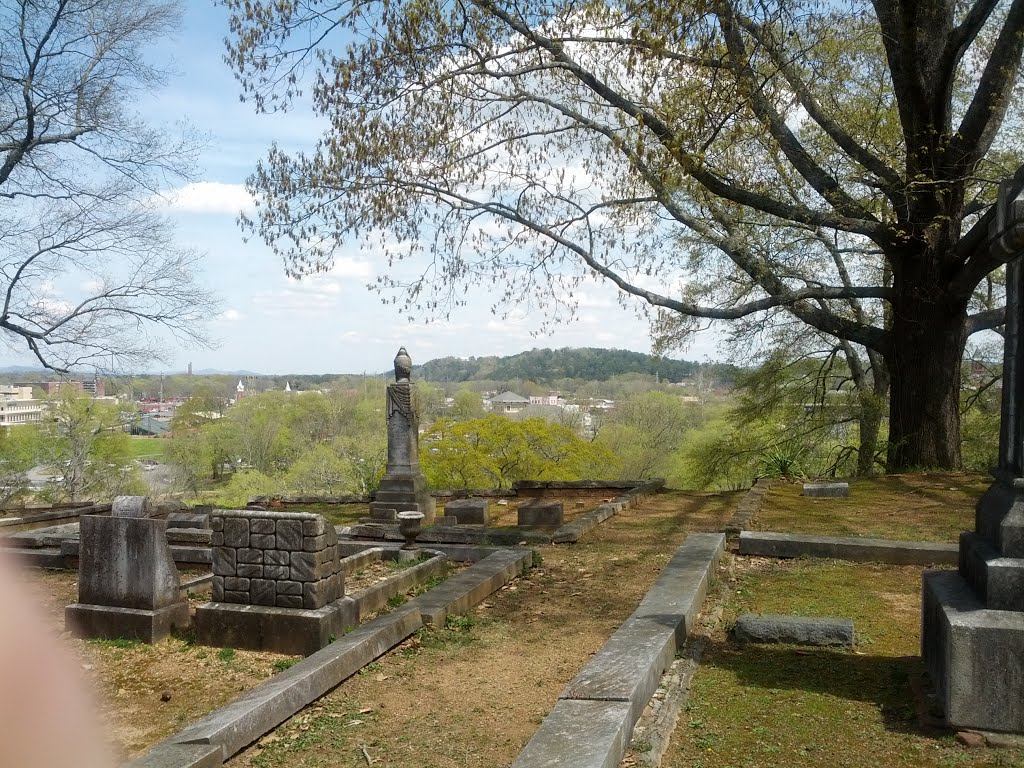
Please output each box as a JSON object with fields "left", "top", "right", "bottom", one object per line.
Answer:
{"left": 0, "top": 386, "right": 43, "bottom": 426}
{"left": 486, "top": 391, "right": 531, "bottom": 414}
{"left": 14, "top": 377, "right": 104, "bottom": 397}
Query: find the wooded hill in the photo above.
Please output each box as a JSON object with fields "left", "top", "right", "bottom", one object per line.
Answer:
{"left": 415, "top": 347, "right": 737, "bottom": 385}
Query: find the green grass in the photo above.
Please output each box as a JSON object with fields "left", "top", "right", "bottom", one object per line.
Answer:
{"left": 127, "top": 436, "right": 167, "bottom": 459}
{"left": 667, "top": 558, "right": 1024, "bottom": 768}
{"left": 88, "top": 637, "right": 142, "bottom": 650}
{"left": 751, "top": 473, "right": 987, "bottom": 542}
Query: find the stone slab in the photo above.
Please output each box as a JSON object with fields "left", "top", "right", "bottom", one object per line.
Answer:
{"left": 348, "top": 554, "right": 447, "bottom": 619}
{"left": 122, "top": 741, "right": 222, "bottom": 768}
{"left": 194, "top": 598, "right": 357, "bottom": 656}
{"left": 2, "top": 546, "right": 69, "bottom": 568}
{"left": 734, "top": 614, "right": 854, "bottom": 647}
{"left": 518, "top": 501, "right": 564, "bottom": 528}
{"left": 173, "top": 605, "right": 421, "bottom": 761}
{"left": 409, "top": 548, "right": 532, "bottom": 625}
{"left": 65, "top": 602, "right": 190, "bottom": 643}
{"left": 922, "top": 570, "right": 1024, "bottom": 732}
{"left": 443, "top": 498, "right": 489, "bottom": 525}
{"left": 802, "top": 482, "right": 849, "bottom": 497}
{"left": 553, "top": 504, "right": 616, "bottom": 544}
{"left": 166, "top": 528, "right": 212, "bottom": 546}
{"left": 560, "top": 533, "right": 724, "bottom": 726}
{"left": 338, "top": 547, "right": 384, "bottom": 575}
{"left": 739, "top": 530, "right": 958, "bottom": 565}
{"left": 509, "top": 699, "right": 634, "bottom": 768}
{"left": 166, "top": 513, "right": 211, "bottom": 529}
{"left": 347, "top": 523, "right": 552, "bottom": 546}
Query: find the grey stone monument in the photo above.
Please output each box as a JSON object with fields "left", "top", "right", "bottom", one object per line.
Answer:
{"left": 65, "top": 496, "right": 189, "bottom": 642}
{"left": 922, "top": 180, "right": 1024, "bottom": 733}
{"left": 366, "top": 347, "right": 436, "bottom": 523}
{"left": 195, "top": 509, "right": 349, "bottom": 655}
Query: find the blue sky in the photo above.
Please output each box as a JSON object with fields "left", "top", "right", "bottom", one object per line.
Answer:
{"left": 64, "top": 0, "right": 722, "bottom": 375}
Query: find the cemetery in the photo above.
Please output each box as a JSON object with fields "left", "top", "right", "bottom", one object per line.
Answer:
{"left": 2, "top": 344, "right": 1023, "bottom": 768}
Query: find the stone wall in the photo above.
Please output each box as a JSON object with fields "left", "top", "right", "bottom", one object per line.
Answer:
{"left": 211, "top": 510, "right": 343, "bottom": 610}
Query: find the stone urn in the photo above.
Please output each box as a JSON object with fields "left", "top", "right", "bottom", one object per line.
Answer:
{"left": 397, "top": 510, "right": 424, "bottom": 550}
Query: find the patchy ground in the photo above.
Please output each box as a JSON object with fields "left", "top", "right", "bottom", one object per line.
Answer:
{"left": 751, "top": 472, "right": 988, "bottom": 541}
{"left": 226, "top": 490, "right": 740, "bottom": 768}
{"left": 17, "top": 478, "right": 1016, "bottom": 767}
{"left": 660, "top": 555, "right": 1024, "bottom": 768}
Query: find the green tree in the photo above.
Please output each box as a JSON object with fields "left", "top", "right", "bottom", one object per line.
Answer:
{"left": 450, "top": 389, "right": 486, "bottom": 421}
{"left": 227, "top": 0, "right": 1024, "bottom": 472}
{"left": 37, "top": 392, "right": 141, "bottom": 501}
{"left": 596, "top": 392, "right": 700, "bottom": 480}
{"left": 285, "top": 444, "right": 351, "bottom": 495}
{"left": 422, "top": 415, "right": 618, "bottom": 489}
{"left": 0, "top": 426, "right": 39, "bottom": 506}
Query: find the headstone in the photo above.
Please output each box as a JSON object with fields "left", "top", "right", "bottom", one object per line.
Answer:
{"left": 922, "top": 179, "right": 1024, "bottom": 733}
{"left": 733, "top": 614, "right": 854, "bottom": 647}
{"left": 802, "top": 482, "right": 849, "bottom": 498}
{"left": 445, "top": 498, "right": 490, "bottom": 525}
{"left": 112, "top": 495, "right": 152, "bottom": 518}
{"left": 366, "top": 347, "right": 436, "bottom": 523}
{"left": 196, "top": 510, "right": 350, "bottom": 655}
{"left": 65, "top": 504, "right": 189, "bottom": 642}
{"left": 518, "top": 501, "right": 564, "bottom": 528}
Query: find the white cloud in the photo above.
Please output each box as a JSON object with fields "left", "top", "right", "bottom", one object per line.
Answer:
{"left": 220, "top": 308, "right": 242, "bottom": 322}
{"left": 163, "top": 182, "right": 255, "bottom": 215}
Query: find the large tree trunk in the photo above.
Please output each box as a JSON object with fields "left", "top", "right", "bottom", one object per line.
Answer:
{"left": 886, "top": 285, "right": 968, "bottom": 471}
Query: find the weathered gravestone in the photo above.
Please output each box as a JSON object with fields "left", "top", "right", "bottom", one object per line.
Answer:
{"left": 366, "top": 347, "right": 436, "bottom": 523}
{"left": 65, "top": 496, "right": 189, "bottom": 642}
{"left": 445, "top": 498, "right": 490, "bottom": 525}
{"left": 518, "top": 501, "right": 564, "bottom": 528}
{"left": 802, "top": 482, "right": 849, "bottom": 498}
{"left": 195, "top": 509, "right": 350, "bottom": 655}
{"left": 922, "top": 180, "right": 1024, "bottom": 733}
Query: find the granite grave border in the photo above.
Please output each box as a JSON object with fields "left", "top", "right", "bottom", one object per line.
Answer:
{"left": 739, "top": 530, "right": 958, "bottom": 565}
{"left": 123, "top": 547, "right": 533, "bottom": 768}
{"left": 510, "top": 532, "right": 725, "bottom": 768}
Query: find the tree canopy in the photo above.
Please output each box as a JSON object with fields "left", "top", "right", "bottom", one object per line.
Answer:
{"left": 226, "top": 0, "right": 1024, "bottom": 470}
{"left": 0, "top": 0, "right": 216, "bottom": 371}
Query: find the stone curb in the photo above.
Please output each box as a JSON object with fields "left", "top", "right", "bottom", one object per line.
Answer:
{"left": 0, "top": 503, "right": 110, "bottom": 532}
{"left": 347, "top": 523, "right": 553, "bottom": 546}
{"left": 146, "top": 604, "right": 423, "bottom": 764}
{"left": 552, "top": 479, "right": 665, "bottom": 544}
{"left": 408, "top": 547, "right": 533, "bottom": 625}
{"left": 348, "top": 552, "right": 448, "bottom": 619}
{"left": 511, "top": 533, "right": 724, "bottom": 768}
{"left": 123, "top": 548, "right": 534, "bottom": 767}
{"left": 723, "top": 478, "right": 770, "bottom": 534}
{"left": 739, "top": 530, "right": 958, "bottom": 565}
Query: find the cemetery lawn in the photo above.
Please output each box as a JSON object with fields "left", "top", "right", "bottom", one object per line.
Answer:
{"left": 750, "top": 472, "right": 987, "bottom": 542}
{"left": 663, "top": 556, "right": 1024, "bottom": 768}
{"left": 224, "top": 490, "right": 741, "bottom": 768}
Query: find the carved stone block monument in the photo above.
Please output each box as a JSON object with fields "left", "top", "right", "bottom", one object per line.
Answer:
{"left": 922, "top": 181, "right": 1024, "bottom": 733}
{"left": 366, "top": 347, "right": 436, "bottom": 523}
{"left": 195, "top": 509, "right": 351, "bottom": 655}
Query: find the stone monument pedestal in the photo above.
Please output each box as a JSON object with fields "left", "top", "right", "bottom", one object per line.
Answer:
{"left": 65, "top": 498, "right": 190, "bottom": 643}
{"left": 922, "top": 474, "right": 1024, "bottom": 733}
{"left": 922, "top": 183, "right": 1024, "bottom": 733}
